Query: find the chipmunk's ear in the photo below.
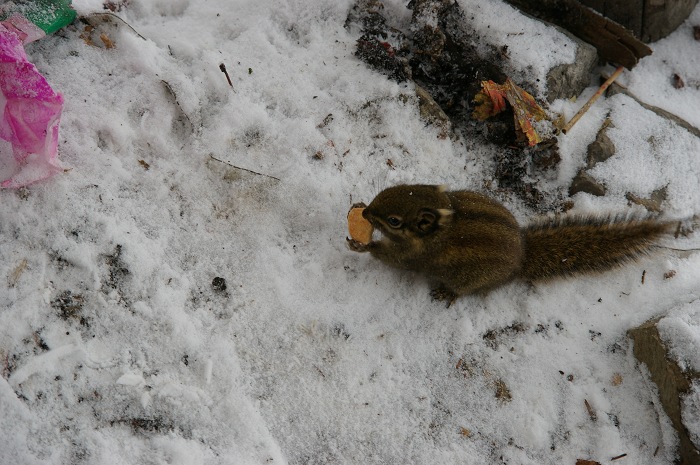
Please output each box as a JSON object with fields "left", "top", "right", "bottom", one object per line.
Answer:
{"left": 416, "top": 208, "right": 453, "bottom": 234}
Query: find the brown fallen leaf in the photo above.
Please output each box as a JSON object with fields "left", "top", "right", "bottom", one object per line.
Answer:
{"left": 80, "top": 25, "right": 95, "bottom": 46}
{"left": 611, "top": 373, "right": 623, "bottom": 386}
{"left": 100, "top": 33, "right": 116, "bottom": 49}
{"left": 459, "top": 427, "right": 472, "bottom": 437}
{"left": 584, "top": 399, "right": 597, "bottom": 421}
{"left": 576, "top": 460, "right": 601, "bottom": 465}
{"left": 104, "top": 0, "right": 130, "bottom": 12}
{"left": 8, "top": 259, "right": 28, "bottom": 287}
{"left": 673, "top": 73, "right": 685, "bottom": 89}
{"left": 494, "top": 378, "right": 512, "bottom": 402}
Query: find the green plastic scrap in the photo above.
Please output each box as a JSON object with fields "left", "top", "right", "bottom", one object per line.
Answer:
{"left": 1, "top": 0, "right": 76, "bottom": 35}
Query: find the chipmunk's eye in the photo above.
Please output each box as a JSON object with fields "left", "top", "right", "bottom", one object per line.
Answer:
{"left": 386, "top": 216, "right": 403, "bottom": 228}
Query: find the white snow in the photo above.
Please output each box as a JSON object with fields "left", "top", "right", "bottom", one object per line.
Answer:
{"left": 658, "top": 301, "right": 700, "bottom": 373}
{"left": 625, "top": 6, "right": 700, "bottom": 130}
{"left": 1, "top": 0, "right": 700, "bottom": 464}
{"left": 588, "top": 93, "right": 700, "bottom": 217}
{"left": 682, "top": 383, "right": 700, "bottom": 449}
{"left": 456, "top": 0, "right": 578, "bottom": 96}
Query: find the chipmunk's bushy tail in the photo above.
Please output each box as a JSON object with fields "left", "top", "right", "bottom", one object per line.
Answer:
{"left": 520, "top": 215, "right": 674, "bottom": 281}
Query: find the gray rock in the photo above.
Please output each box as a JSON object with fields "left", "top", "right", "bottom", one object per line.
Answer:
{"left": 546, "top": 30, "right": 599, "bottom": 102}
{"left": 569, "top": 170, "right": 606, "bottom": 196}
{"left": 586, "top": 118, "right": 616, "bottom": 168}
{"left": 414, "top": 84, "right": 451, "bottom": 138}
{"left": 626, "top": 186, "right": 668, "bottom": 213}
{"left": 628, "top": 319, "right": 700, "bottom": 465}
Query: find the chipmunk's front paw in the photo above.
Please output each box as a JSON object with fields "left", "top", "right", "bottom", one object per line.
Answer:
{"left": 430, "top": 287, "right": 457, "bottom": 308}
{"left": 346, "top": 237, "right": 369, "bottom": 253}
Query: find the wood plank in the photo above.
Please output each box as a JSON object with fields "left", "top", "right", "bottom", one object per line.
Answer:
{"left": 503, "top": 0, "right": 652, "bottom": 69}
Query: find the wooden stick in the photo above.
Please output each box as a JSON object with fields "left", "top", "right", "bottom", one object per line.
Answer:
{"left": 562, "top": 66, "right": 624, "bottom": 134}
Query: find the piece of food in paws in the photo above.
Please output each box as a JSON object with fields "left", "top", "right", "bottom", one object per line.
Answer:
{"left": 347, "top": 206, "right": 373, "bottom": 244}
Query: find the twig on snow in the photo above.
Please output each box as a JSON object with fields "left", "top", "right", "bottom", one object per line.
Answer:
{"left": 219, "top": 63, "right": 235, "bottom": 92}
{"left": 562, "top": 66, "right": 624, "bottom": 134}
{"left": 82, "top": 12, "right": 147, "bottom": 41}
{"left": 209, "top": 155, "right": 280, "bottom": 182}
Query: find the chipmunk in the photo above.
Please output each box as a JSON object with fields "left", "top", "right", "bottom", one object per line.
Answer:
{"left": 347, "top": 184, "right": 674, "bottom": 304}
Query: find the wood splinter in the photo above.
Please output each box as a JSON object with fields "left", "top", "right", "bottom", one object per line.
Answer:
{"left": 219, "top": 63, "right": 235, "bottom": 91}
{"left": 584, "top": 398, "right": 597, "bottom": 422}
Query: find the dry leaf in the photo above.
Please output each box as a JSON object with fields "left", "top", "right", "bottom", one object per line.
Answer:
{"left": 611, "top": 373, "right": 623, "bottom": 386}
{"left": 459, "top": 427, "right": 472, "bottom": 437}
{"left": 494, "top": 378, "right": 512, "bottom": 402}
{"left": 8, "top": 259, "right": 28, "bottom": 287}
{"left": 472, "top": 78, "right": 548, "bottom": 146}
{"left": 80, "top": 25, "right": 95, "bottom": 46}
{"left": 104, "top": 0, "right": 130, "bottom": 12}
{"left": 673, "top": 73, "right": 684, "bottom": 89}
{"left": 584, "top": 399, "right": 597, "bottom": 421}
{"left": 100, "top": 33, "right": 116, "bottom": 49}
{"left": 472, "top": 80, "right": 507, "bottom": 120}
{"left": 503, "top": 79, "right": 547, "bottom": 146}
{"left": 317, "top": 114, "right": 334, "bottom": 128}
{"left": 576, "top": 460, "right": 601, "bottom": 465}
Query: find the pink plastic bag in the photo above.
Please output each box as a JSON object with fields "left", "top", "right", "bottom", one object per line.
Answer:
{"left": 0, "top": 20, "right": 63, "bottom": 188}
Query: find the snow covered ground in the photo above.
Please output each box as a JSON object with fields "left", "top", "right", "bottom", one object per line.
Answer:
{"left": 1, "top": 0, "right": 700, "bottom": 464}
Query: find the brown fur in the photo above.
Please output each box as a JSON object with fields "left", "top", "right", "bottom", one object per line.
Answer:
{"left": 521, "top": 215, "right": 673, "bottom": 281}
{"left": 354, "top": 185, "right": 672, "bottom": 301}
